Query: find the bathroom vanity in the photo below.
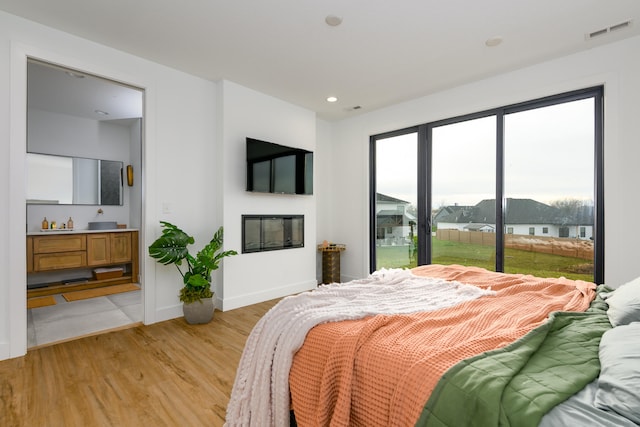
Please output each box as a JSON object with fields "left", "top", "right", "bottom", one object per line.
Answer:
{"left": 26, "top": 229, "right": 139, "bottom": 297}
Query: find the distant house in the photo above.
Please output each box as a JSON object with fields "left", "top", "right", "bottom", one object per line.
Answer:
{"left": 435, "top": 198, "right": 593, "bottom": 240}
{"left": 376, "top": 193, "right": 416, "bottom": 245}
{"left": 431, "top": 204, "right": 474, "bottom": 227}
{"left": 464, "top": 223, "right": 495, "bottom": 233}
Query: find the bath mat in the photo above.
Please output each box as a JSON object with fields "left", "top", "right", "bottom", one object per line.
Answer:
{"left": 27, "top": 296, "right": 57, "bottom": 309}
{"left": 62, "top": 283, "right": 140, "bottom": 302}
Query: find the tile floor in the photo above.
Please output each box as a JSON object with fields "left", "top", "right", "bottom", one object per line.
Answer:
{"left": 27, "top": 289, "right": 142, "bottom": 348}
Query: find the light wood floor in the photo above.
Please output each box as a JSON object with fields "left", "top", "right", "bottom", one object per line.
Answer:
{"left": 1, "top": 298, "right": 280, "bottom": 427}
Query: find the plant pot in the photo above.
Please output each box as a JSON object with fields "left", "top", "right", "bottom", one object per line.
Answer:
{"left": 182, "top": 297, "right": 214, "bottom": 324}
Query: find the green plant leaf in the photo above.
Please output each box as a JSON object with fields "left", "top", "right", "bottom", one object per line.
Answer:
{"left": 186, "top": 273, "right": 209, "bottom": 288}
{"left": 148, "top": 221, "right": 193, "bottom": 265}
{"left": 148, "top": 223, "right": 237, "bottom": 303}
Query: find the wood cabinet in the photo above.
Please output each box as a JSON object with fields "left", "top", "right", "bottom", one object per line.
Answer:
{"left": 31, "top": 234, "right": 87, "bottom": 272}
{"left": 27, "top": 230, "right": 139, "bottom": 296}
{"left": 87, "top": 233, "right": 110, "bottom": 266}
{"left": 87, "top": 232, "right": 133, "bottom": 266}
{"left": 111, "top": 232, "right": 133, "bottom": 263}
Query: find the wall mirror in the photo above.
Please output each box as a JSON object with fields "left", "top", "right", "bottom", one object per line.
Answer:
{"left": 26, "top": 152, "right": 123, "bottom": 205}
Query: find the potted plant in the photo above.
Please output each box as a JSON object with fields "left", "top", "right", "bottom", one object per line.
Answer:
{"left": 148, "top": 221, "right": 237, "bottom": 324}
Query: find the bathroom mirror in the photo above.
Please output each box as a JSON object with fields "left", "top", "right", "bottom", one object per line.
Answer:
{"left": 26, "top": 153, "right": 123, "bottom": 205}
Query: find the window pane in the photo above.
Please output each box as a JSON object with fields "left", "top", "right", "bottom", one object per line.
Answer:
{"left": 431, "top": 116, "right": 496, "bottom": 269}
{"left": 375, "top": 133, "right": 418, "bottom": 269}
{"left": 504, "top": 98, "right": 594, "bottom": 281}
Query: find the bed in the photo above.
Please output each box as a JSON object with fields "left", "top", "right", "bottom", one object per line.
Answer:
{"left": 225, "top": 264, "right": 640, "bottom": 427}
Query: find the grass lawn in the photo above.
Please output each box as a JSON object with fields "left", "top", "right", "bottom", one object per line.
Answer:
{"left": 376, "top": 239, "right": 594, "bottom": 282}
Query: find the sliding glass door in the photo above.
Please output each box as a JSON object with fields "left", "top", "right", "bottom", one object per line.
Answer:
{"left": 370, "top": 87, "right": 603, "bottom": 283}
{"left": 431, "top": 116, "right": 496, "bottom": 269}
{"left": 371, "top": 131, "right": 418, "bottom": 270}
{"left": 503, "top": 98, "right": 596, "bottom": 279}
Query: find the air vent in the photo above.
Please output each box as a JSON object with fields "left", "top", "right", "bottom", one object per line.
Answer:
{"left": 609, "top": 21, "right": 631, "bottom": 32}
{"left": 587, "top": 20, "right": 633, "bottom": 40}
{"left": 588, "top": 28, "right": 608, "bottom": 39}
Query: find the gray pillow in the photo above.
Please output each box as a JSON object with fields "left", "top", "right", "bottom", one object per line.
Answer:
{"left": 594, "top": 322, "right": 640, "bottom": 424}
{"left": 605, "top": 276, "right": 640, "bottom": 326}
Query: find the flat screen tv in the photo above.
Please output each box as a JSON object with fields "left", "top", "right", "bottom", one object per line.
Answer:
{"left": 246, "top": 137, "right": 313, "bottom": 195}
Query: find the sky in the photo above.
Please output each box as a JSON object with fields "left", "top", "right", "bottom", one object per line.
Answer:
{"left": 376, "top": 97, "right": 595, "bottom": 209}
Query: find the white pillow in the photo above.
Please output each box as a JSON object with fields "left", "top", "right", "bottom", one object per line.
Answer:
{"left": 605, "top": 276, "right": 640, "bottom": 327}
{"left": 594, "top": 322, "right": 640, "bottom": 424}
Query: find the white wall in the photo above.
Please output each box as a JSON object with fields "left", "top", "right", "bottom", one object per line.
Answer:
{"left": 219, "top": 81, "right": 317, "bottom": 310}
{"left": 314, "top": 119, "right": 334, "bottom": 282}
{"left": 0, "top": 11, "right": 218, "bottom": 360}
{"left": 321, "top": 34, "right": 640, "bottom": 287}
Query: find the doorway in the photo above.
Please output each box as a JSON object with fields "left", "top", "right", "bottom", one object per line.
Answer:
{"left": 25, "top": 59, "right": 145, "bottom": 348}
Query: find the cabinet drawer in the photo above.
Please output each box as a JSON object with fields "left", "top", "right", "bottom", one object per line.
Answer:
{"left": 33, "top": 235, "right": 86, "bottom": 254}
{"left": 34, "top": 251, "right": 87, "bottom": 271}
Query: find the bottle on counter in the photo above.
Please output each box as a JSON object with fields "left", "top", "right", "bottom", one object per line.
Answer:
{"left": 41, "top": 217, "right": 48, "bottom": 230}
{"left": 67, "top": 217, "right": 74, "bottom": 230}
{"left": 51, "top": 221, "right": 57, "bottom": 229}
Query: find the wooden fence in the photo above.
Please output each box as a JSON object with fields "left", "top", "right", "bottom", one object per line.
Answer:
{"left": 436, "top": 229, "right": 593, "bottom": 260}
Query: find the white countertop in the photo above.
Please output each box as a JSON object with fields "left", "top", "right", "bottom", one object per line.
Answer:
{"left": 27, "top": 228, "right": 138, "bottom": 236}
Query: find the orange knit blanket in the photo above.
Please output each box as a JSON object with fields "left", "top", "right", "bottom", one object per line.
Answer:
{"left": 289, "top": 265, "right": 596, "bottom": 427}
{"left": 226, "top": 269, "right": 494, "bottom": 426}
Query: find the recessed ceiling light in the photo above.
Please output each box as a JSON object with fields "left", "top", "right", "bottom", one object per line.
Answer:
{"left": 325, "top": 15, "right": 343, "bottom": 27}
{"left": 326, "top": 96, "right": 338, "bottom": 103}
{"left": 485, "top": 36, "right": 503, "bottom": 47}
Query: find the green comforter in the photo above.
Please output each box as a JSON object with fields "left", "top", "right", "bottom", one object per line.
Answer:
{"left": 416, "top": 285, "right": 612, "bottom": 427}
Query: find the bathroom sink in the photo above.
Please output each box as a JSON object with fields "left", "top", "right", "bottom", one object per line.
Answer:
{"left": 88, "top": 221, "right": 118, "bottom": 230}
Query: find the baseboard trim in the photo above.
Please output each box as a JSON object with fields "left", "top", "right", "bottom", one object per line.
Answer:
{"left": 0, "top": 342, "right": 10, "bottom": 361}
{"left": 222, "top": 280, "right": 317, "bottom": 311}
{"left": 154, "top": 304, "right": 183, "bottom": 323}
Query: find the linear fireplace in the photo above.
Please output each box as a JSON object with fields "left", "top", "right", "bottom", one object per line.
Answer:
{"left": 242, "top": 215, "right": 304, "bottom": 253}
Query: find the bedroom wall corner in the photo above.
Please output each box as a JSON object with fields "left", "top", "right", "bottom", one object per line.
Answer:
{"left": 314, "top": 119, "right": 334, "bottom": 284}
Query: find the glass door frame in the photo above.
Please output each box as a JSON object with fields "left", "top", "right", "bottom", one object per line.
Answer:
{"left": 424, "top": 110, "right": 501, "bottom": 269}
{"left": 369, "top": 86, "right": 604, "bottom": 284}
{"left": 369, "top": 126, "right": 420, "bottom": 273}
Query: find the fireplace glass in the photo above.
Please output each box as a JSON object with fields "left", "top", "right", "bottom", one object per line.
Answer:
{"left": 242, "top": 215, "right": 304, "bottom": 253}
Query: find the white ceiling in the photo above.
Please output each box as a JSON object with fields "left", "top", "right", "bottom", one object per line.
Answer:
{"left": 3, "top": 0, "right": 640, "bottom": 121}
{"left": 27, "top": 60, "right": 144, "bottom": 122}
